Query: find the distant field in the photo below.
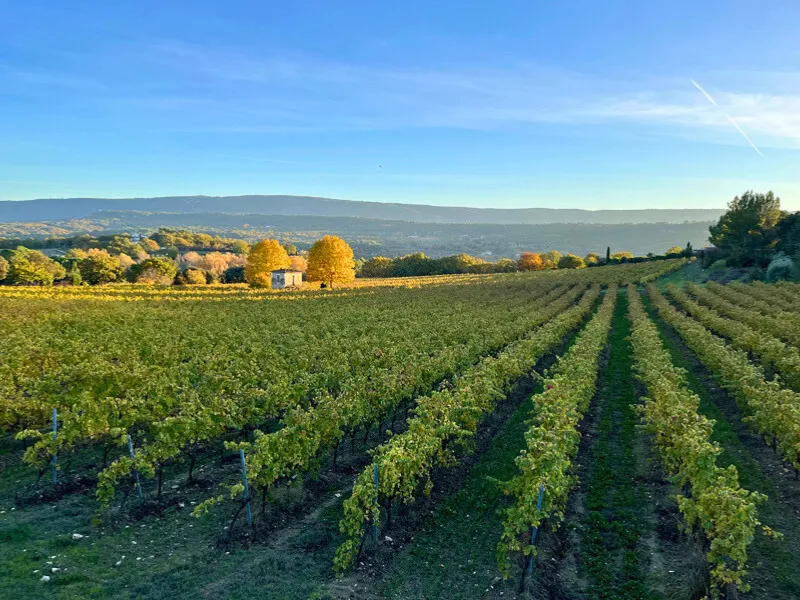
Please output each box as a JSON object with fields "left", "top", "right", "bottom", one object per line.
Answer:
{"left": 2, "top": 259, "right": 800, "bottom": 599}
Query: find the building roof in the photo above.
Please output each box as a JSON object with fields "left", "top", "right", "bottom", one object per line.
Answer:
{"left": 271, "top": 269, "right": 303, "bottom": 274}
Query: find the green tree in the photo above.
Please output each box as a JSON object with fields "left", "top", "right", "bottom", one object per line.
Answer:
{"left": 436, "top": 254, "right": 483, "bottom": 274}
{"left": 72, "top": 234, "right": 97, "bottom": 251}
{"left": 178, "top": 267, "right": 207, "bottom": 285}
{"left": 709, "top": 190, "right": 782, "bottom": 266}
{"left": 283, "top": 243, "right": 297, "bottom": 256}
{"left": 360, "top": 256, "right": 395, "bottom": 278}
{"left": 392, "top": 253, "right": 435, "bottom": 277}
{"left": 77, "top": 249, "right": 124, "bottom": 284}
{"left": 306, "top": 235, "right": 356, "bottom": 288}
{"left": 542, "top": 250, "right": 562, "bottom": 269}
{"left": 230, "top": 240, "right": 250, "bottom": 255}
{"left": 775, "top": 212, "right": 800, "bottom": 260}
{"left": 222, "top": 265, "right": 247, "bottom": 283}
{"left": 493, "top": 258, "right": 517, "bottom": 273}
{"left": 107, "top": 235, "right": 147, "bottom": 260}
{"left": 584, "top": 253, "right": 600, "bottom": 266}
{"left": 606, "top": 246, "right": 611, "bottom": 263}
{"left": 557, "top": 254, "right": 586, "bottom": 269}
{"left": 245, "top": 239, "right": 290, "bottom": 288}
{"left": 129, "top": 257, "right": 178, "bottom": 284}
{"left": 6, "top": 247, "right": 65, "bottom": 286}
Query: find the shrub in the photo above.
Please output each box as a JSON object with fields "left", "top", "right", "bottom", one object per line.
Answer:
{"left": 223, "top": 265, "right": 247, "bottom": 284}
{"left": 766, "top": 253, "right": 798, "bottom": 282}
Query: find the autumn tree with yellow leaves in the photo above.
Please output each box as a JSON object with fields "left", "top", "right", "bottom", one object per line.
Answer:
{"left": 306, "top": 235, "right": 355, "bottom": 288}
{"left": 245, "top": 239, "right": 290, "bottom": 288}
{"left": 517, "top": 252, "right": 544, "bottom": 271}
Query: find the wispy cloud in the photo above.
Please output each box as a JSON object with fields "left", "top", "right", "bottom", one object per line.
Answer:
{"left": 18, "top": 39, "right": 797, "bottom": 152}
{"left": 143, "top": 43, "right": 799, "bottom": 150}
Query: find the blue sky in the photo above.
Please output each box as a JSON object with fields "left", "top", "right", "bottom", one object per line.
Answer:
{"left": 1, "top": 1, "right": 799, "bottom": 210}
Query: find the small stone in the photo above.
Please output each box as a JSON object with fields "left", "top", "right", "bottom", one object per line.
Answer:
{"left": 40, "top": 575, "right": 50, "bottom": 582}
{"left": 72, "top": 533, "right": 84, "bottom": 540}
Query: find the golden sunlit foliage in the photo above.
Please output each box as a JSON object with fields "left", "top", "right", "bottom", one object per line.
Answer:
{"left": 306, "top": 235, "right": 355, "bottom": 288}
{"left": 245, "top": 239, "right": 290, "bottom": 288}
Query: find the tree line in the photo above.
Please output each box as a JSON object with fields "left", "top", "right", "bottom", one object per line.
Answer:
{"left": 0, "top": 228, "right": 251, "bottom": 254}
{"left": 706, "top": 190, "right": 799, "bottom": 281}
{"left": 0, "top": 232, "right": 693, "bottom": 288}
{"left": 359, "top": 245, "right": 692, "bottom": 278}
{"left": 0, "top": 235, "right": 355, "bottom": 289}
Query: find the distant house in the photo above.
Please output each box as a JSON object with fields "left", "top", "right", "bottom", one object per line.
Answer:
{"left": 271, "top": 269, "right": 303, "bottom": 289}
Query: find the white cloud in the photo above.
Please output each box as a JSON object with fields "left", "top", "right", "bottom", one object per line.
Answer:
{"left": 94, "top": 42, "right": 800, "bottom": 150}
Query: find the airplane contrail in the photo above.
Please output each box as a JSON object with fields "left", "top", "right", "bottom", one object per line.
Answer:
{"left": 690, "top": 79, "right": 764, "bottom": 157}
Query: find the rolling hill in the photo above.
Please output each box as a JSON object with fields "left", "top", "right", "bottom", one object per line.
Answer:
{"left": 0, "top": 195, "right": 724, "bottom": 225}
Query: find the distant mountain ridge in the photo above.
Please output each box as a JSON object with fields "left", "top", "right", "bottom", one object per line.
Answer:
{"left": 0, "top": 195, "right": 724, "bottom": 225}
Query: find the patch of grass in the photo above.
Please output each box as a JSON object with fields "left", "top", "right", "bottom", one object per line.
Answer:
{"left": 642, "top": 290, "right": 800, "bottom": 600}
{"left": 578, "top": 290, "right": 649, "bottom": 600}
{"left": 652, "top": 260, "right": 708, "bottom": 289}
{"left": 376, "top": 378, "right": 544, "bottom": 599}
{"left": 0, "top": 524, "right": 31, "bottom": 543}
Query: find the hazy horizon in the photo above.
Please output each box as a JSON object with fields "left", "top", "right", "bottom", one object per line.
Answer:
{"left": 0, "top": 193, "right": 731, "bottom": 212}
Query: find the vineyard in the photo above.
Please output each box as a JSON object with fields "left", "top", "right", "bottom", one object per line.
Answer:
{"left": 1, "top": 258, "right": 800, "bottom": 599}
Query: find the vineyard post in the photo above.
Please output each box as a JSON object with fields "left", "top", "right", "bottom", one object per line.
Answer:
{"left": 51, "top": 408, "right": 58, "bottom": 485}
{"left": 526, "top": 484, "right": 545, "bottom": 575}
{"left": 239, "top": 449, "right": 253, "bottom": 527}
{"left": 127, "top": 435, "right": 144, "bottom": 506}
{"left": 372, "top": 464, "right": 379, "bottom": 544}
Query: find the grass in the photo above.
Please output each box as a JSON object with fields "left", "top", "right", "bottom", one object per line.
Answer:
{"left": 0, "top": 430, "right": 365, "bottom": 599}
{"left": 338, "top": 314, "right": 595, "bottom": 600}
{"left": 576, "top": 290, "right": 649, "bottom": 600}
{"left": 374, "top": 377, "right": 544, "bottom": 600}
{"left": 0, "top": 473, "right": 348, "bottom": 599}
{"left": 651, "top": 260, "right": 709, "bottom": 289}
{"left": 642, "top": 290, "right": 800, "bottom": 600}
{"left": 0, "top": 315, "right": 581, "bottom": 600}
